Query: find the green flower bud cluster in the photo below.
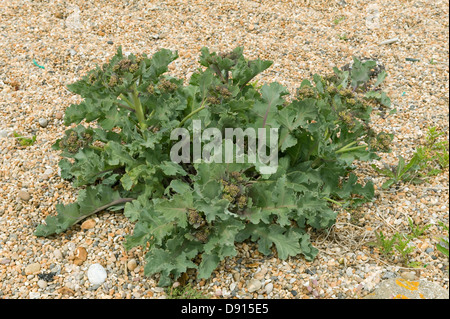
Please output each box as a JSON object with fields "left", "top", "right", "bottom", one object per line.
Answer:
{"left": 326, "top": 84, "right": 339, "bottom": 95}
{"left": 206, "top": 85, "right": 232, "bottom": 105}
{"left": 339, "top": 88, "right": 354, "bottom": 98}
{"left": 108, "top": 75, "right": 119, "bottom": 87}
{"left": 205, "top": 51, "right": 239, "bottom": 67}
{"left": 147, "top": 84, "right": 155, "bottom": 94}
{"left": 187, "top": 209, "right": 210, "bottom": 243}
{"left": 338, "top": 110, "right": 355, "bottom": 129}
{"left": 193, "top": 227, "right": 211, "bottom": 243}
{"left": 187, "top": 209, "right": 206, "bottom": 229}
{"left": 206, "top": 96, "right": 220, "bottom": 105}
{"left": 220, "top": 172, "right": 248, "bottom": 212}
{"left": 218, "top": 51, "right": 239, "bottom": 62}
{"left": 118, "top": 58, "right": 132, "bottom": 71}
{"left": 346, "top": 98, "right": 357, "bottom": 106}
{"left": 157, "top": 78, "right": 178, "bottom": 93}
{"left": 296, "top": 86, "right": 316, "bottom": 99}
{"left": 88, "top": 72, "right": 97, "bottom": 84}
{"left": 58, "top": 130, "right": 93, "bottom": 154}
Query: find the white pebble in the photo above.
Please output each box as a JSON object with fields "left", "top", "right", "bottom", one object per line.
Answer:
{"left": 265, "top": 282, "right": 274, "bottom": 294}
{"left": 87, "top": 263, "right": 107, "bottom": 285}
{"left": 29, "top": 292, "right": 41, "bottom": 299}
{"left": 53, "top": 249, "right": 63, "bottom": 260}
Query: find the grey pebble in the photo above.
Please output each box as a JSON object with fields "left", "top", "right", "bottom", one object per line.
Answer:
{"left": 37, "top": 279, "right": 47, "bottom": 289}
{"left": 0, "top": 129, "right": 10, "bottom": 138}
{"left": 247, "top": 279, "right": 262, "bottom": 293}
{"left": 53, "top": 249, "right": 63, "bottom": 260}
{"left": 425, "top": 247, "right": 434, "bottom": 253}
{"left": 0, "top": 258, "right": 11, "bottom": 265}
{"left": 107, "top": 40, "right": 113, "bottom": 44}
{"left": 382, "top": 271, "right": 397, "bottom": 280}
{"left": 69, "top": 49, "right": 77, "bottom": 56}
{"left": 38, "top": 118, "right": 48, "bottom": 128}
{"left": 345, "top": 267, "right": 353, "bottom": 277}
{"left": 264, "top": 282, "right": 273, "bottom": 294}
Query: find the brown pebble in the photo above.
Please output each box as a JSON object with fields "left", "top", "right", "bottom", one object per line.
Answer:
{"left": 81, "top": 219, "right": 96, "bottom": 230}
{"left": 55, "top": 112, "right": 63, "bottom": 120}
{"left": 127, "top": 258, "right": 137, "bottom": 271}
{"left": 25, "top": 262, "right": 40, "bottom": 275}
{"left": 73, "top": 247, "right": 87, "bottom": 265}
{"left": 18, "top": 190, "right": 31, "bottom": 201}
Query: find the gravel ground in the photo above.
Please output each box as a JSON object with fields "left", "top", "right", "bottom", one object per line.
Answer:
{"left": 0, "top": 0, "right": 448, "bottom": 299}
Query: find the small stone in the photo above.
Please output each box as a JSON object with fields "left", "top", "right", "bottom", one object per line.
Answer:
{"left": 73, "top": 247, "right": 87, "bottom": 265}
{"left": 55, "top": 112, "right": 63, "bottom": 120}
{"left": 172, "top": 281, "right": 180, "bottom": 288}
{"left": 425, "top": 247, "right": 434, "bottom": 254}
{"left": 215, "top": 289, "right": 222, "bottom": 297}
{"left": 247, "top": 279, "right": 262, "bottom": 293}
{"left": 25, "top": 262, "right": 41, "bottom": 275}
{"left": 254, "top": 271, "right": 266, "bottom": 280}
{"left": 38, "top": 118, "right": 48, "bottom": 128}
{"left": 29, "top": 292, "right": 41, "bottom": 299}
{"left": 81, "top": 219, "right": 96, "bottom": 230}
{"left": 37, "top": 279, "right": 48, "bottom": 289}
{"left": 379, "top": 37, "right": 399, "bottom": 45}
{"left": 233, "top": 272, "right": 240, "bottom": 282}
{"left": 153, "top": 287, "right": 164, "bottom": 293}
{"left": 382, "top": 271, "right": 397, "bottom": 280}
{"left": 346, "top": 267, "right": 354, "bottom": 276}
{"left": 53, "top": 249, "right": 63, "bottom": 260}
{"left": 0, "top": 130, "right": 9, "bottom": 138}
{"left": 230, "top": 282, "right": 237, "bottom": 291}
{"left": 401, "top": 271, "right": 417, "bottom": 281}
{"left": 87, "top": 263, "right": 107, "bottom": 285}
{"left": 291, "top": 290, "right": 298, "bottom": 296}
{"left": 264, "top": 282, "right": 273, "bottom": 294}
{"left": 69, "top": 49, "right": 77, "bottom": 56}
{"left": 107, "top": 40, "right": 114, "bottom": 44}
{"left": 0, "top": 258, "right": 11, "bottom": 265}
{"left": 127, "top": 259, "right": 138, "bottom": 271}
{"left": 18, "top": 190, "right": 31, "bottom": 201}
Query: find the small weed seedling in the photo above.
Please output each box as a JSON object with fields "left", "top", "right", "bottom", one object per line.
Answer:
{"left": 371, "top": 155, "right": 422, "bottom": 189}
{"left": 13, "top": 131, "right": 36, "bottom": 146}
{"left": 436, "top": 222, "right": 449, "bottom": 258}
{"left": 333, "top": 16, "right": 346, "bottom": 25}
{"left": 408, "top": 218, "right": 431, "bottom": 238}
{"left": 374, "top": 231, "right": 396, "bottom": 258}
{"left": 373, "top": 126, "right": 449, "bottom": 189}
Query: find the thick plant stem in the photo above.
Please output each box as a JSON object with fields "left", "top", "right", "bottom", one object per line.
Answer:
{"left": 178, "top": 100, "right": 207, "bottom": 127}
{"left": 323, "top": 197, "right": 343, "bottom": 206}
{"left": 335, "top": 145, "right": 367, "bottom": 154}
{"left": 131, "top": 85, "right": 147, "bottom": 130}
{"left": 74, "top": 197, "right": 135, "bottom": 224}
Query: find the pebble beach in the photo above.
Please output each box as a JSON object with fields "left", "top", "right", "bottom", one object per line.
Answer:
{"left": 0, "top": 0, "right": 448, "bottom": 299}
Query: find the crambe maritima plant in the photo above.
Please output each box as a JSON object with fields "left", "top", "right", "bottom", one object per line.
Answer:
{"left": 35, "top": 47, "right": 393, "bottom": 286}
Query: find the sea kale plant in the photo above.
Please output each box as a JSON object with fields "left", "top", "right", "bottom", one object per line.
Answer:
{"left": 35, "top": 47, "right": 393, "bottom": 286}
